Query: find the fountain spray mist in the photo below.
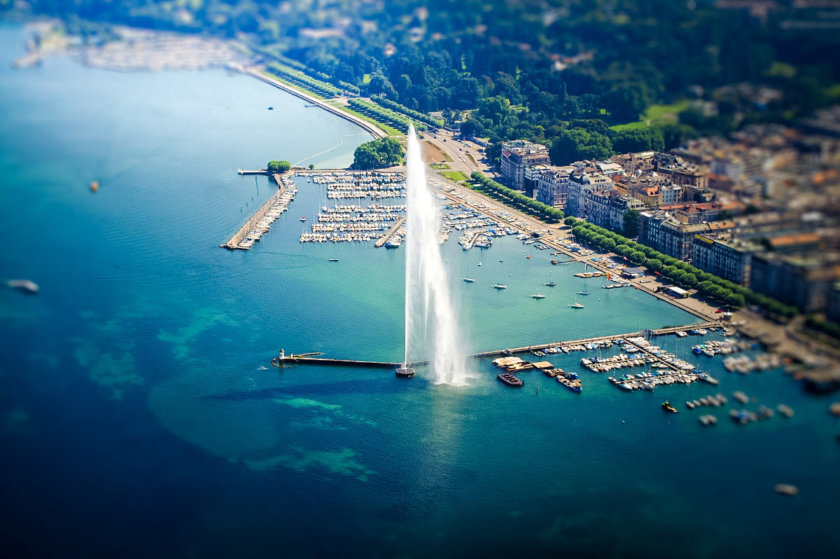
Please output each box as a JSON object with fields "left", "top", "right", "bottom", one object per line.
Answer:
{"left": 404, "top": 125, "right": 469, "bottom": 385}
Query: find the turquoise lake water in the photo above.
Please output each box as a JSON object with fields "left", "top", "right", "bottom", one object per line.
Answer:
{"left": 1, "top": 23, "right": 839, "bottom": 558}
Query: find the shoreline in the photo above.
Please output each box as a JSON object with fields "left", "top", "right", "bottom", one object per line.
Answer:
{"left": 235, "top": 64, "right": 387, "bottom": 140}
{"left": 12, "top": 20, "right": 837, "bottom": 384}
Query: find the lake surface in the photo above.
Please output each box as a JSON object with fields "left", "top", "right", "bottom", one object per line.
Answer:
{"left": 1, "top": 23, "right": 838, "bottom": 558}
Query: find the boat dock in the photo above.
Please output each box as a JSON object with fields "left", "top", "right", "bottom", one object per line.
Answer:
{"left": 221, "top": 173, "right": 295, "bottom": 250}
{"left": 271, "top": 321, "right": 721, "bottom": 370}
{"left": 458, "top": 231, "right": 482, "bottom": 251}
{"left": 237, "top": 168, "right": 268, "bottom": 175}
{"left": 472, "top": 322, "right": 720, "bottom": 358}
{"left": 272, "top": 350, "right": 405, "bottom": 369}
{"left": 374, "top": 217, "right": 406, "bottom": 248}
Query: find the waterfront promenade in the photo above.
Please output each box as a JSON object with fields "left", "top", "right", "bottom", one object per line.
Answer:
{"left": 428, "top": 178, "right": 721, "bottom": 322}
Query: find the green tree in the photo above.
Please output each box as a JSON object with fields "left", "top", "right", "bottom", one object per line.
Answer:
{"left": 267, "top": 160, "right": 291, "bottom": 174}
{"left": 352, "top": 138, "right": 404, "bottom": 170}
{"left": 646, "top": 258, "right": 663, "bottom": 272}
{"left": 623, "top": 209, "right": 640, "bottom": 238}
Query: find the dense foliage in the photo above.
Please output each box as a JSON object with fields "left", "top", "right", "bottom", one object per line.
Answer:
{"left": 352, "top": 137, "right": 403, "bottom": 170}
{"left": 564, "top": 217, "right": 797, "bottom": 318}
{"left": 471, "top": 172, "right": 563, "bottom": 223}
{"left": 16, "top": 1, "right": 840, "bottom": 165}
{"left": 266, "top": 160, "right": 291, "bottom": 174}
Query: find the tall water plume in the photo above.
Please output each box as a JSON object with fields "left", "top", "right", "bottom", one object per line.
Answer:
{"left": 404, "top": 125, "right": 468, "bottom": 385}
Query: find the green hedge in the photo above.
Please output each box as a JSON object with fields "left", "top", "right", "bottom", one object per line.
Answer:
{"left": 805, "top": 316, "right": 840, "bottom": 340}
{"left": 266, "top": 62, "right": 341, "bottom": 98}
{"left": 471, "top": 172, "right": 563, "bottom": 223}
{"left": 348, "top": 99, "right": 427, "bottom": 133}
{"left": 371, "top": 95, "right": 444, "bottom": 128}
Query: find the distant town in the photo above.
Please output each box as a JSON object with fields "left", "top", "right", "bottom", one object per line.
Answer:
{"left": 487, "top": 116, "right": 840, "bottom": 330}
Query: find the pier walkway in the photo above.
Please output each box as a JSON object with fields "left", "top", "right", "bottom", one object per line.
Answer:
{"left": 270, "top": 321, "right": 721, "bottom": 370}
{"left": 273, "top": 354, "right": 403, "bottom": 369}
{"left": 222, "top": 173, "right": 290, "bottom": 250}
{"left": 471, "top": 321, "right": 719, "bottom": 358}
{"left": 374, "top": 217, "right": 406, "bottom": 248}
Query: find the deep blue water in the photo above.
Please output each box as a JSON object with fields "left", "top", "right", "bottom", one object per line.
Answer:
{"left": 1, "top": 23, "right": 839, "bottom": 558}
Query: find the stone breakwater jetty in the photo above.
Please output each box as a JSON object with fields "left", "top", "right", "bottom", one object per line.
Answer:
{"left": 222, "top": 172, "right": 296, "bottom": 250}
{"left": 271, "top": 321, "right": 722, "bottom": 370}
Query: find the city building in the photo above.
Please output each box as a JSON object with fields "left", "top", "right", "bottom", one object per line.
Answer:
{"left": 691, "top": 235, "right": 760, "bottom": 286}
{"left": 639, "top": 211, "right": 727, "bottom": 261}
{"left": 659, "top": 183, "right": 684, "bottom": 205}
{"left": 749, "top": 252, "right": 840, "bottom": 312}
{"left": 500, "top": 140, "right": 551, "bottom": 189}
{"left": 827, "top": 283, "right": 840, "bottom": 323}
{"left": 565, "top": 171, "right": 613, "bottom": 218}
{"left": 586, "top": 190, "right": 645, "bottom": 232}
{"left": 533, "top": 165, "right": 575, "bottom": 208}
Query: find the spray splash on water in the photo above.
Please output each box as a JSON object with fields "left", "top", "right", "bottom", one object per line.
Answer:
{"left": 403, "top": 125, "right": 469, "bottom": 385}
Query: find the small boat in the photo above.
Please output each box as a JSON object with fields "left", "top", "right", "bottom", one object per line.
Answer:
{"left": 569, "top": 302, "right": 584, "bottom": 309}
{"left": 492, "top": 284, "right": 507, "bottom": 290}
{"left": 478, "top": 262, "right": 482, "bottom": 267}
{"left": 577, "top": 290, "right": 589, "bottom": 296}
{"left": 385, "top": 237, "right": 402, "bottom": 249}
{"left": 6, "top": 279, "right": 39, "bottom": 294}
{"left": 675, "top": 331, "right": 688, "bottom": 338}
{"left": 462, "top": 277, "right": 475, "bottom": 283}
{"left": 556, "top": 375, "right": 582, "bottom": 393}
{"left": 395, "top": 366, "right": 416, "bottom": 378}
{"left": 328, "top": 258, "right": 339, "bottom": 262}
{"left": 662, "top": 401, "right": 679, "bottom": 413}
{"left": 89, "top": 180, "right": 99, "bottom": 193}
{"left": 774, "top": 484, "right": 799, "bottom": 496}
{"left": 551, "top": 259, "right": 558, "bottom": 265}
{"left": 531, "top": 293, "right": 546, "bottom": 299}
{"left": 497, "top": 373, "right": 524, "bottom": 387}
{"left": 544, "top": 272, "right": 555, "bottom": 287}
{"left": 300, "top": 216, "right": 307, "bottom": 222}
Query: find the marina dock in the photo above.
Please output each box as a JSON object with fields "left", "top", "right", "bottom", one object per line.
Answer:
{"left": 221, "top": 173, "right": 296, "bottom": 250}
{"left": 471, "top": 322, "right": 719, "bottom": 358}
{"left": 374, "top": 217, "right": 406, "bottom": 248}
{"left": 271, "top": 321, "right": 722, "bottom": 370}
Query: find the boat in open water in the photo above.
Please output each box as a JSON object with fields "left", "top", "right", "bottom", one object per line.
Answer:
{"left": 497, "top": 373, "right": 524, "bottom": 387}
{"left": 492, "top": 284, "right": 507, "bottom": 290}
{"left": 462, "top": 277, "right": 475, "bottom": 283}
{"left": 531, "top": 293, "right": 546, "bottom": 299}
{"left": 662, "top": 401, "right": 679, "bottom": 413}
{"left": 6, "top": 279, "right": 39, "bottom": 295}
{"left": 569, "top": 302, "right": 584, "bottom": 309}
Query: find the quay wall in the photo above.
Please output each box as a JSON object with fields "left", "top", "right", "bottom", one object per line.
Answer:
{"left": 243, "top": 67, "right": 387, "bottom": 140}
{"left": 222, "top": 173, "right": 287, "bottom": 250}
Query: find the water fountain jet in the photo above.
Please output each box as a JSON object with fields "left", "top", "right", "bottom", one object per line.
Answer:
{"left": 400, "top": 125, "right": 468, "bottom": 384}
